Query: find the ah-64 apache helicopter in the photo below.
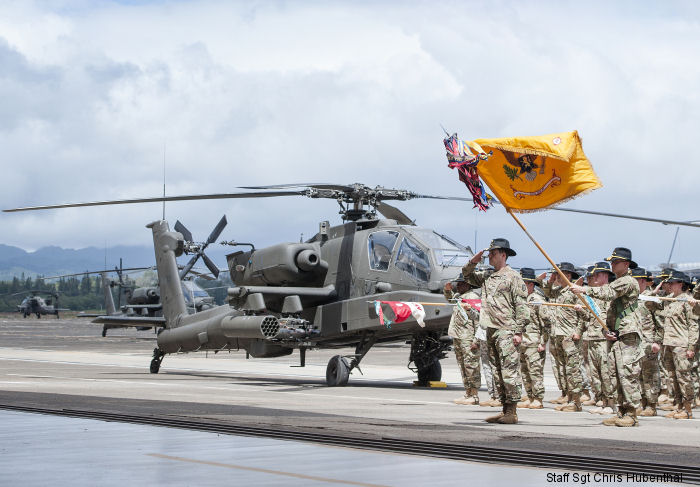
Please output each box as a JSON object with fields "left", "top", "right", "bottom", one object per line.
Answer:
{"left": 6, "top": 184, "right": 480, "bottom": 385}
{"left": 10, "top": 291, "right": 70, "bottom": 318}
{"left": 6, "top": 183, "right": 699, "bottom": 386}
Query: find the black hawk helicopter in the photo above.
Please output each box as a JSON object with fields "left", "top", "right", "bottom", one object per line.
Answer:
{"left": 5, "top": 183, "right": 700, "bottom": 386}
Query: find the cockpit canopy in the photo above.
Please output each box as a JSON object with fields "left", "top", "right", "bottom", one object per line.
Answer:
{"left": 367, "top": 227, "right": 472, "bottom": 283}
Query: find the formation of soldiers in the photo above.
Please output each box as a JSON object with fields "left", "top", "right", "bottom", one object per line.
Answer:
{"left": 444, "top": 239, "right": 699, "bottom": 427}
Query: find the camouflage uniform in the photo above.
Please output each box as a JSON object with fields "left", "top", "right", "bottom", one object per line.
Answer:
{"left": 480, "top": 340, "right": 497, "bottom": 399}
{"left": 445, "top": 288, "right": 481, "bottom": 392}
{"left": 636, "top": 288, "right": 662, "bottom": 406}
{"left": 657, "top": 293, "right": 699, "bottom": 405}
{"left": 648, "top": 290, "right": 672, "bottom": 396}
{"left": 693, "top": 288, "right": 700, "bottom": 402}
{"left": 520, "top": 291, "right": 550, "bottom": 400}
{"left": 547, "top": 328, "right": 566, "bottom": 395}
{"left": 463, "top": 262, "right": 530, "bottom": 404}
{"left": 543, "top": 283, "right": 585, "bottom": 396}
{"left": 582, "top": 295, "right": 614, "bottom": 404}
{"left": 585, "top": 275, "right": 643, "bottom": 410}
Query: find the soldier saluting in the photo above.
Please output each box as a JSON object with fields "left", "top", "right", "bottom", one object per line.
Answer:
{"left": 463, "top": 238, "right": 530, "bottom": 424}
{"left": 571, "top": 247, "right": 643, "bottom": 427}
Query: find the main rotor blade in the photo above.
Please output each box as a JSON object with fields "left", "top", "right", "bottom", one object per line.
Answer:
{"left": 239, "top": 183, "right": 352, "bottom": 191}
{"left": 547, "top": 207, "right": 700, "bottom": 228}
{"left": 408, "top": 193, "right": 474, "bottom": 202}
{"left": 206, "top": 215, "right": 228, "bottom": 245}
{"left": 3, "top": 191, "right": 306, "bottom": 212}
{"left": 376, "top": 202, "right": 414, "bottom": 225}
{"left": 42, "top": 267, "right": 152, "bottom": 280}
{"left": 174, "top": 220, "right": 193, "bottom": 243}
{"left": 201, "top": 253, "right": 220, "bottom": 279}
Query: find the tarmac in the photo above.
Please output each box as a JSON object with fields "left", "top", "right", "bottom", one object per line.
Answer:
{"left": 1, "top": 315, "right": 698, "bottom": 485}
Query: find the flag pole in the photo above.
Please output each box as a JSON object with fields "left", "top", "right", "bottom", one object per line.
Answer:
{"left": 506, "top": 207, "right": 609, "bottom": 332}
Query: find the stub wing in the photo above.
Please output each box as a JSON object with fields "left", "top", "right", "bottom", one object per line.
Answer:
{"left": 91, "top": 315, "right": 166, "bottom": 328}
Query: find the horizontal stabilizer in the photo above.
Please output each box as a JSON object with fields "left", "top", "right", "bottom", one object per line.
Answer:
{"left": 91, "top": 315, "right": 166, "bottom": 327}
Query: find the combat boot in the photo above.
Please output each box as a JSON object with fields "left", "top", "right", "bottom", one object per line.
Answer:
{"left": 490, "top": 398, "right": 502, "bottom": 407}
{"left": 664, "top": 407, "right": 681, "bottom": 418}
{"left": 554, "top": 394, "right": 572, "bottom": 411}
{"left": 595, "top": 400, "right": 604, "bottom": 407}
{"left": 582, "top": 395, "right": 597, "bottom": 406}
{"left": 659, "top": 402, "right": 677, "bottom": 411}
{"left": 580, "top": 389, "right": 591, "bottom": 403}
{"left": 496, "top": 402, "right": 519, "bottom": 424}
{"left": 695, "top": 397, "right": 700, "bottom": 409}
{"left": 549, "top": 392, "right": 567, "bottom": 404}
{"left": 673, "top": 401, "right": 693, "bottom": 420}
{"left": 600, "top": 402, "right": 615, "bottom": 415}
{"left": 517, "top": 396, "right": 532, "bottom": 408}
{"left": 639, "top": 403, "right": 657, "bottom": 417}
{"left": 480, "top": 397, "right": 497, "bottom": 407}
{"left": 528, "top": 398, "right": 544, "bottom": 409}
{"left": 603, "top": 406, "right": 624, "bottom": 426}
{"left": 453, "top": 396, "right": 475, "bottom": 405}
{"left": 454, "top": 388, "right": 479, "bottom": 405}
{"left": 560, "top": 393, "right": 582, "bottom": 412}
{"left": 657, "top": 392, "right": 670, "bottom": 404}
{"left": 615, "top": 407, "right": 639, "bottom": 427}
{"left": 520, "top": 394, "right": 529, "bottom": 402}
{"left": 588, "top": 405, "right": 603, "bottom": 414}
{"left": 485, "top": 403, "right": 506, "bottom": 423}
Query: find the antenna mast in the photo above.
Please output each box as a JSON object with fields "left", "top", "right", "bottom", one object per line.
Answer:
{"left": 162, "top": 141, "right": 166, "bottom": 221}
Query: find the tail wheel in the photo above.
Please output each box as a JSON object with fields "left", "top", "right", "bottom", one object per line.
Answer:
{"left": 326, "top": 355, "right": 350, "bottom": 387}
{"left": 417, "top": 360, "right": 442, "bottom": 384}
{"left": 150, "top": 348, "right": 165, "bottom": 374}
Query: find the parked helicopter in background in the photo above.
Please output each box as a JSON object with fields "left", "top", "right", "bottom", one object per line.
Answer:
{"left": 13, "top": 291, "right": 69, "bottom": 318}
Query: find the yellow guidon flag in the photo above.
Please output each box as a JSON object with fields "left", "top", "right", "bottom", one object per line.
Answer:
{"left": 467, "top": 131, "right": 602, "bottom": 212}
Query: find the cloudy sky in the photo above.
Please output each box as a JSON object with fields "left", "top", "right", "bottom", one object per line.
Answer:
{"left": 1, "top": 0, "right": 699, "bottom": 271}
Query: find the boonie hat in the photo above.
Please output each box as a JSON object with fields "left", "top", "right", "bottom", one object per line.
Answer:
{"left": 605, "top": 247, "right": 638, "bottom": 269}
{"left": 486, "top": 238, "right": 516, "bottom": 257}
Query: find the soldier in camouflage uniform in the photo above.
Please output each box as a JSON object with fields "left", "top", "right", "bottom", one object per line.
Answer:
{"left": 444, "top": 277, "right": 481, "bottom": 405}
{"left": 632, "top": 268, "right": 662, "bottom": 417}
{"left": 648, "top": 269, "right": 674, "bottom": 406}
{"left": 693, "top": 279, "right": 700, "bottom": 408}
{"left": 650, "top": 270, "right": 698, "bottom": 419}
{"left": 582, "top": 262, "right": 616, "bottom": 415}
{"left": 463, "top": 238, "right": 530, "bottom": 424}
{"left": 517, "top": 268, "right": 550, "bottom": 409}
{"left": 543, "top": 262, "right": 586, "bottom": 412}
{"left": 572, "top": 247, "right": 643, "bottom": 427}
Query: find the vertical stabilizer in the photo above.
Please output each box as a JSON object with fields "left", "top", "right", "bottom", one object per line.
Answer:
{"left": 147, "top": 220, "right": 187, "bottom": 326}
{"left": 101, "top": 272, "right": 116, "bottom": 315}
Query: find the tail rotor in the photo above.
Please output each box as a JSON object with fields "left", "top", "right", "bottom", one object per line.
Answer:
{"left": 176, "top": 215, "right": 227, "bottom": 279}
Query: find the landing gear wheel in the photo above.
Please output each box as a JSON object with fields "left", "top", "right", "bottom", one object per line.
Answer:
{"left": 326, "top": 355, "right": 350, "bottom": 387}
{"left": 417, "top": 360, "right": 442, "bottom": 384}
{"left": 150, "top": 348, "right": 165, "bottom": 374}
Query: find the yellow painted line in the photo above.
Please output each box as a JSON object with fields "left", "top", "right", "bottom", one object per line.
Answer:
{"left": 148, "top": 453, "right": 389, "bottom": 487}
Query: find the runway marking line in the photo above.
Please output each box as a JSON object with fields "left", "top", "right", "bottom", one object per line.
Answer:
{"left": 148, "top": 453, "right": 389, "bottom": 487}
